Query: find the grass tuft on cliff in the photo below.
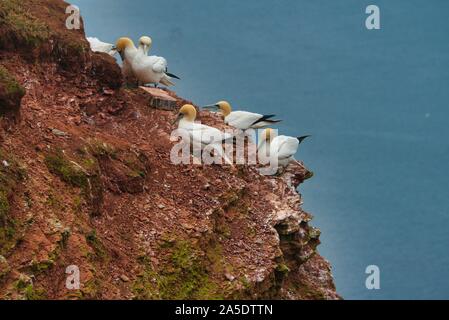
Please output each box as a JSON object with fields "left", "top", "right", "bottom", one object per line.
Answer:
{"left": 132, "top": 240, "right": 222, "bottom": 300}
{"left": 44, "top": 150, "right": 89, "bottom": 189}
{"left": 0, "top": 0, "right": 50, "bottom": 48}
{"left": 0, "top": 149, "right": 26, "bottom": 255}
{"left": 0, "top": 66, "right": 25, "bottom": 97}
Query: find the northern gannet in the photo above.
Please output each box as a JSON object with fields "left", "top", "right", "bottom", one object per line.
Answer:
{"left": 203, "top": 101, "right": 282, "bottom": 131}
{"left": 258, "top": 128, "right": 310, "bottom": 169}
{"left": 115, "top": 37, "right": 139, "bottom": 80}
{"left": 173, "top": 104, "right": 233, "bottom": 165}
{"left": 138, "top": 36, "right": 177, "bottom": 78}
{"left": 131, "top": 37, "right": 180, "bottom": 87}
{"left": 138, "top": 36, "right": 152, "bottom": 55}
{"left": 87, "top": 37, "right": 117, "bottom": 56}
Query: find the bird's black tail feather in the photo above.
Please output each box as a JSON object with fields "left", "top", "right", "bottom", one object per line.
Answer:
{"left": 252, "top": 114, "right": 277, "bottom": 126}
{"left": 166, "top": 72, "right": 181, "bottom": 80}
{"left": 264, "top": 119, "right": 282, "bottom": 124}
{"left": 297, "top": 135, "right": 311, "bottom": 144}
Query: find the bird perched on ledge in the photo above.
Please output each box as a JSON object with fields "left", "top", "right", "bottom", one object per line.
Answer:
{"left": 173, "top": 104, "right": 234, "bottom": 165}
{"left": 115, "top": 37, "right": 139, "bottom": 80}
{"left": 258, "top": 128, "right": 310, "bottom": 172}
{"left": 138, "top": 36, "right": 153, "bottom": 55}
{"left": 130, "top": 36, "right": 180, "bottom": 87}
{"left": 86, "top": 37, "right": 117, "bottom": 56}
{"left": 203, "top": 101, "right": 282, "bottom": 131}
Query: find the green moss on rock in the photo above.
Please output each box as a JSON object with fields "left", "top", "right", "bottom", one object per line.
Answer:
{"left": 23, "top": 284, "right": 47, "bottom": 300}
{"left": 0, "top": 0, "right": 50, "bottom": 48}
{"left": 131, "top": 257, "right": 160, "bottom": 300}
{"left": 85, "top": 230, "right": 108, "bottom": 262}
{"left": 276, "top": 263, "right": 291, "bottom": 275}
{"left": 0, "top": 66, "right": 25, "bottom": 97}
{"left": 28, "top": 242, "right": 64, "bottom": 276}
{"left": 45, "top": 147, "right": 105, "bottom": 216}
{"left": 0, "top": 191, "right": 10, "bottom": 221}
{"left": 30, "top": 259, "right": 55, "bottom": 274}
{"left": 0, "top": 149, "right": 26, "bottom": 255}
{"left": 0, "top": 255, "right": 10, "bottom": 279}
{"left": 88, "top": 140, "right": 117, "bottom": 159}
{"left": 13, "top": 280, "right": 47, "bottom": 300}
{"left": 0, "top": 220, "right": 16, "bottom": 256}
{"left": 132, "top": 240, "right": 223, "bottom": 300}
{"left": 11, "top": 274, "right": 46, "bottom": 300}
{"left": 0, "top": 66, "right": 25, "bottom": 116}
{"left": 45, "top": 151, "right": 89, "bottom": 189}
{"left": 81, "top": 278, "right": 101, "bottom": 300}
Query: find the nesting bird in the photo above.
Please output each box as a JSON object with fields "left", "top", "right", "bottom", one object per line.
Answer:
{"left": 258, "top": 128, "right": 310, "bottom": 172}
{"left": 173, "top": 104, "right": 234, "bottom": 165}
{"left": 203, "top": 101, "right": 281, "bottom": 131}
{"left": 86, "top": 37, "right": 116, "bottom": 56}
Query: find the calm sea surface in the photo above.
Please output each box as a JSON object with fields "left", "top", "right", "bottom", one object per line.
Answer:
{"left": 72, "top": 0, "right": 449, "bottom": 299}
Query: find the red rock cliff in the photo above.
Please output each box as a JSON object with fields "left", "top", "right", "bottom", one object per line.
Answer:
{"left": 0, "top": 0, "right": 339, "bottom": 299}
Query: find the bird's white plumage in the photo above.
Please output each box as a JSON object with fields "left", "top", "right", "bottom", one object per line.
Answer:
{"left": 178, "top": 119, "right": 233, "bottom": 164}
{"left": 224, "top": 111, "right": 266, "bottom": 130}
{"left": 270, "top": 135, "right": 300, "bottom": 167}
{"left": 120, "top": 44, "right": 139, "bottom": 79}
{"left": 151, "top": 56, "right": 168, "bottom": 73}
{"left": 259, "top": 135, "right": 300, "bottom": 168}
{"left": 179, "top": 119, "right": 233, "bottom": 145}
{"left": 138, "top": 42, "right": 151, "bottom": 55}
{"left": 132, "top": 51, "right": 174, "bottom": 86}
{"left": 86, "top": 37, "right": 116, "bottom": 56}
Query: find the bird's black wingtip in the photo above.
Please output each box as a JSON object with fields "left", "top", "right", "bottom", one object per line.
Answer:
{"left": 166, "top": 72, "right": 181, "bottom": 80}
{"left": 252, "top": 115, "right": 279, "bottom": 126}
{"left": 297, "top": 135, "right": 312, "bottom": 143}
{"left": 266, "top": 119, "right": 282, "bottom": 124}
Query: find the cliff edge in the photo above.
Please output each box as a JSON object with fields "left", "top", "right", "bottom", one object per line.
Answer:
{"left": 0, "top": 0, "right": 339, "bottom": 300}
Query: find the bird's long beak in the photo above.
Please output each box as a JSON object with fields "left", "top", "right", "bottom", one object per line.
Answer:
{"left": 172, "top": 113, "right": 183, "bottom": 125}
{"left": 118, "top": 50, "right": 125, "bottom": 61}
{"left": 203, "top": 104, "right": 219, "bottom": 111}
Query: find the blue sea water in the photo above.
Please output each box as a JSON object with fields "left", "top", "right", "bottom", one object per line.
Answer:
{"left": 71, "top": 0, "right": 449, "bottom": 299}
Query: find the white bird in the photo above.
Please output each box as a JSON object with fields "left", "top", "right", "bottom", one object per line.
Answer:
{"left": 138, "top": 36, "right": 152, "bottom": 55}
{"left": 130, "top": 36, "right": 180, "bottom": 87}
{"left": 86, "top": 37, "right": 116, "bottom": 56}
{"left": 258, "top": 128, "right": 310, "bottom": 172}
{"left": 203, "top": 101, "right": 281, "bottom": 131}
{"left": 115, "top": 37, "right": 140, "bottom": 80}
{"left": 173, "top": 105, "right": 234, "bottom": 165}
